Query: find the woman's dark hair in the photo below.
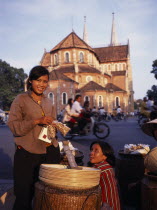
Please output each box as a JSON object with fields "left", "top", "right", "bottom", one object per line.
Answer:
{"left": 27, "top": 66, "right": 49, "bottom": 90}
{"left": 90, "top": 141, "right": 116, "bottom": 167}
{"left": 67, "top": 98, "right": 73, "bottom": 108}
{"left": 74, "top": 94, "right": 81, "bottom": 101}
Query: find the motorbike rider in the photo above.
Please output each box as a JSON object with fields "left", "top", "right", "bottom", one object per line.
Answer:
{"left": 116, "top": 106, "right": 122, "bottom": 119}
{"left": 140, "top": 97, "right": 150, "bottom": 118}
{"left": 62, "top": 98, "right": 79, "bottom": 127}
{"left": 71, "top": 95, "right": 89, "bottom": 134}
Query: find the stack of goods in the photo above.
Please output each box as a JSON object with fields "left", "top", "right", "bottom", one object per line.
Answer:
{"left": 38, "top": 164, "right": 100, "bottom": 189}
{"left": 59, "top": 141, "right": 84, "bottom": 166}
{"left": 38, "top": 121, "right": 70, "bottom": 143}
{"left": 59, "top": 141, "right": 78, "bottom": 156}
{"left": 124, "top": 144, "right": 150, "bottom": 155}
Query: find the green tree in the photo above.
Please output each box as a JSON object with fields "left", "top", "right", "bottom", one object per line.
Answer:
{"left": 146, "top": 60, "right": 157, "bottom": 101}
{"left": 0, "top": 59, "right": 28, "bottom": 110}
{"left": 147, "top": 85, "right": 157, "bottom": 101}
{"left": 151, "top": 59, "right": 157, "bottom": 79}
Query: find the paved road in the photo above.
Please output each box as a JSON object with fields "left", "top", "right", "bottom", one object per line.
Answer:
{"left": 0, "top": 117, "right": 157, "bottom": 179}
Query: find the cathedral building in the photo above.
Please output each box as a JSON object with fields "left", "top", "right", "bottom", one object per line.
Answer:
{"left": 39, "top": 14, "right": 134, "bottom": 114}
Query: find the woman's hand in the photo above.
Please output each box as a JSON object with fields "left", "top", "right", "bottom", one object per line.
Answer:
{"left": 34, "top": 116, "right": 53, "bottom": 125}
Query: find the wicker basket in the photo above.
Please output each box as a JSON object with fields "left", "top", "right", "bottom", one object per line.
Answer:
{"left": 33, "top": 181, "right": 101, "bottom": 210}
{"left": 39, "top": 164, "right": 100, "bottom": 189}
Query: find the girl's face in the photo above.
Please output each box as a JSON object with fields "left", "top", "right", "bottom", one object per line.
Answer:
{"left": 90, "top": 144, "right": 107, "bottom": 164}
{"left": 30, "top": 75, "right": 49, "bottom": 96}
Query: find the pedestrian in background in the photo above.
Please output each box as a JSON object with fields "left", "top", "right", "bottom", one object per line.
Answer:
{"left": 8, "top": 66, "right": 60, "bottom": 210}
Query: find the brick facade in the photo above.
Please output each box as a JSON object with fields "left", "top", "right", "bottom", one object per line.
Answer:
{"left": 38, "top": 32, "right": 134, "bottom": 114}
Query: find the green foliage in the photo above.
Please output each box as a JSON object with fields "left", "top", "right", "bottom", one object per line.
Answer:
{"left": 147, "top": 85, "right": 157, "bottom": 101}
{"left": 145, "top": 60, "right": 157, "bottom": 102}
{"left": 0, "top": 59, "right": 28, "bottom": 110}
{"left": 151, "top": 59, "right": 157, "bottom": 79}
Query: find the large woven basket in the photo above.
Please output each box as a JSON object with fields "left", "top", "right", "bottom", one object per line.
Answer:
{"left": 39, "top": 164, "right": 101, "bottom": 189}
{"left": 33, "top": 181, "right": 101, "bottom": 210}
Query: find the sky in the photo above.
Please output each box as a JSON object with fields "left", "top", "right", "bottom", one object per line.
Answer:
{"left": 0, "top": 0, "right": 157, "bottom": 99}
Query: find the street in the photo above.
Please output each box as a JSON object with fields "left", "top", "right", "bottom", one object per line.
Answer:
{"left": 0, "top": 117, "right": 157, "bottom": 179}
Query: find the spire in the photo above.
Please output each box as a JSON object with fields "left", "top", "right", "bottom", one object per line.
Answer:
{"left": 83, "top": 16, "right": 89, "bottom": 44}
{"left": 127, "top": 39, "right": 130, "bottom": 58}
{"left": 71, "top": 16, "right": 74, "bottom": 32}
{"left": 110, "top": 13, "right": 118, "bottom": 46}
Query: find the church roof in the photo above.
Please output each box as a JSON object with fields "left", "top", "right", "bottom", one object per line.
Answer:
{"left": 78, "top": 65, "right": 101, "bottom": 74}
{"left": 105, "top": 83, "right": 126, "bottom": 92}
{"left": 55, "top": 65, "right": 75, "bottom": 73}
{"left": 54, "top": 64, "right": 101, "bottom": 74}
{"left": 40, "top": 52, "right": 50, "bottom": 66}
{"left": 50, "top": 32, "right": 94, "bottom": 52}
{"left": 79, "top": 81, "right": 106, "bottom": 92}
{"left": 49, "top": 69, "right": 77, "bottom": 83}
{"left": 111, "top": 71, "right": 126, "bottom": 76}
{"left": 93, "top": 45, "right": 128, "bottom": 63}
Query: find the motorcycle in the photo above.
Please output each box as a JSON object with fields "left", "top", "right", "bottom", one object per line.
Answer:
{"left": 61, "top": 116, "right": 110, "bottom": 140}
{"left": 137, "top": 113, "right": 149, "bottom": 127}
{"left": 97, "top": 113, "right": 111, "bottom": 122}
{"left": 112, "top": 112, "right": 127, "bottom": 121}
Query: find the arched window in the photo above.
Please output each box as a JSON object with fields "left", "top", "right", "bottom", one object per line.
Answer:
{"left": 104, "top": 78, "right": 108, "bottom": 85}
{"left": 88, "top": 54, "right": 92, "bottom": 64}
{"left": 48, "top": 92, "right": 54, "bottom": 104}
{"left": 119, "top": 64, "right": 122, "bottom": 70}
{"left": 84, "top": 96, "right": 90, "bottom": 101}
{"left": 115, "top": 96, "right": 120, "bottom": 107}
{"left": 79, "top": 75, "right": 82, "bottom": 83}
{"left": 98, "top": 95, "right": 103, "bottom": 107}
{"left": 62, "top": 92, "right": 67, "bottom": 105}
{"left": 123, "top": 63, "right": 126, "bottom": 70}
{"left": 115, "top": 64, "right": 118, "bottom": 71}
{"left": 86, "top": 76, "right": 92, "bottom": 82}
{"left": 79, "top": 52, "right": 84, "bottom": 63}
{"left": 54, "top": 54, "right": 58, "bottom": 65}
{"left": 65, "top": 52, "right": 70, "bottom": 63}
{"left": 97, "top": 76, "right": 100, "bottom": 83}
{"left": 108, "top": 65, "right": 111, "bottom": 71}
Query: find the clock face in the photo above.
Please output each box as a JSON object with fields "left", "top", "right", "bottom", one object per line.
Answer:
{"left": 63, "top": 83, "right": 66, "bottom": 87}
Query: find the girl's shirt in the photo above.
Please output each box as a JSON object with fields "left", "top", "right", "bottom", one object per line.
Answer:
{"left": 8, "top": 90, "right": 56, "bottom": 154}
{"left": 94, "top": 160, "right": 121, "bottom": 210}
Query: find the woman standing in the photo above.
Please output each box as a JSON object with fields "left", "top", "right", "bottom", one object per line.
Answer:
{"left": 8, "top": 66, "right": 60, "bottom": 210}
{"left": 89, "top": 141, "right": 121, "bottom": 210}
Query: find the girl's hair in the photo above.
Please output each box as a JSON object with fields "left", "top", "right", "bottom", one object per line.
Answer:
{"left": 67, "top": 98, "right": 73, "bottom": 108}
{"left": 27, "top": 66, "right": 49, "bottom": 90}
{"left": 90, "top": 141, "right": 116, "bottom": 167}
